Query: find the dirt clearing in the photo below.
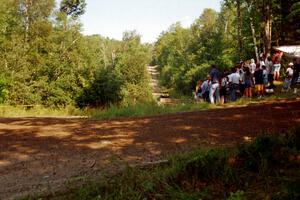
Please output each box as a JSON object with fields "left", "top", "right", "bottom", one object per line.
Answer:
{"left": 1, "top": 99, "right": 300, "bottom": 199}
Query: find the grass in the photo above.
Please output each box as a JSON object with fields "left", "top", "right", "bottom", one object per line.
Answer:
{"left": 1, "top": 81, "right": 299, "bottom": 119}
{"left": 24, "top": 126, "right": 300, "bottom": 200}
{"left": 89, "top": 101, "right": 214, "bottom": 120}
{"left": 0, "top": 105, "right": 85, "bottom": 118}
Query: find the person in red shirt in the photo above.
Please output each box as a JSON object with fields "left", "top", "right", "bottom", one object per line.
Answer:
{"left": 272, "top": 51, "right": 283, "bottom": 80}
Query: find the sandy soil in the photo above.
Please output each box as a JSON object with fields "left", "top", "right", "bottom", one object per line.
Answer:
{"left": 1, "top": 99, "right": 300, "bottom": 199}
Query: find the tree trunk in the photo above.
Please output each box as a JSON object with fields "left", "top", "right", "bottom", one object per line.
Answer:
{"left": 237, "top": 0, "right": 242, "bottom": 60}
{"left": 249, "top": 17, "right": 259, "bottom": 62}
{"left": 263, "top": 1, "right": 272, "bottom": 55}
{"left": 23, "top": 0, "right": 32, "bottom": 41}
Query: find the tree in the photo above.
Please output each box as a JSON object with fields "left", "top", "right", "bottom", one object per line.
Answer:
{"left": 60, "top": 0, "right": 86, "bottom": 19}
{"left": 262, "top": 0, "right": 272, "bottom": 54}
{"left": 237, "top": 0, "right": 242, "bottom": 60}
{"left": 116, "top": 31, "right": 153, "bottom": 105}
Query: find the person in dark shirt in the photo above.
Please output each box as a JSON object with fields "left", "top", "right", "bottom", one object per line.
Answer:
{"left": 244, "top": 66, "right": 253, "bottom": 98}
{"left": 254, "top": 63, "right": 264, "bottom": 98}
{"left": 291, "top": 58, "right": 300, "bottom": 94}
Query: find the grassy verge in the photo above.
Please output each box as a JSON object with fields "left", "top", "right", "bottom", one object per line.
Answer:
{"left": 0, "top": 105, "right": 85, "bottom": 117}
{"left": 89, "top": 101, "right": 214, "bottom": 120}
{"left": 1, "top": 81, "right": 299, "bottom": 119}
{"left": 90, "top": 80, "right": 300, "bottom": 120}
{"left": 26, "top": 127, "right": 300, "bottom": 200}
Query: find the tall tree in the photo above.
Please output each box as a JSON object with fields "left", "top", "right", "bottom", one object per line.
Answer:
{"left": 237, "top": 0, "right": 242, "bottom": 60}
{"left": 245, "top": 0, "right": 259, "bottom": 62}
{"left": 60, "top": 0, "right": 86, "bottom": 19}
{"left": 263, "top": 0, "right": 272, "bottom": 54}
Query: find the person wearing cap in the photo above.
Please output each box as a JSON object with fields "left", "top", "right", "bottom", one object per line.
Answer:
{"left": 282, "top": 62, "right": 294, "bottom": 91}
{"left": 286, "top": 62, "right": 294, "bottom": 77}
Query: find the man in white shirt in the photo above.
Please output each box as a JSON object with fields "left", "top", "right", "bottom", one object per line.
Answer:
{"left": 250, "top": 59, "right": 256, "bottom": 75}
{"left": 265, "top": 56, "right": 273, "bottom": 87}
{"left": 228, "top": 67, "right": 241, "bottom": 101}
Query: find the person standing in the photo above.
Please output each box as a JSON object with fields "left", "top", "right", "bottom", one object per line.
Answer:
{"left": 254, "top": 63, "right": 264, "bottom": 98}
{"left": 282, "top": 62, "right": 294, "bottom": 91}
{"left": 228, "top": 67, "right": 241, "bottom": 102}
{"left": 195, "top": 80, "right": 203, "bottom": 100}
{"left": 262, "top": 65, "right": 268, "bottom": 88}
{"left": 201, "top": 75, "right": 211, "bottom": 102}
{"left": 244, "top": 67, "right": 253, "bottom": 98}
{"left": 239, "top": 64, "right": 246, "bottom": 97}
{"left": 209, "top": 64, "right": 220, "bottom": 104}
{"left": 250, "top": 59, "right": 256, "bottom": 75}
{"left": 291, "top": 58, "right": 300, "bottom": 94}
{"left": 272, "top": 51, "right": 283, "bottom": 80}
{"left": 265, "top": 56, "right": 274, "bottom": 87}
{"left": 220, "top": 69, "right": 229, "bottom": 104}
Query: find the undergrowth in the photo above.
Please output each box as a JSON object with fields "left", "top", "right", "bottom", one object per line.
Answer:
{"left": 26, "top": 126, "right": 300, "bottom": 200}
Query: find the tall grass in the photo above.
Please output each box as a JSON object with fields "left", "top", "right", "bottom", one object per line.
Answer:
{"left": 90, "top": 101, "right": 213, "bottom": 120}
{"left": 0, "top": 105, "right": 85, "bottom": 117}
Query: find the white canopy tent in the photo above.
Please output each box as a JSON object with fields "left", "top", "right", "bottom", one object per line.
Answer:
{"left": 273, "top": 45, "right": 300, "bottom": 58}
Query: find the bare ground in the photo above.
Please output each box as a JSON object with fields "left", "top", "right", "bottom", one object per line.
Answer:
{"left": 1, "top": 99, "right": 300, "bottom": 199}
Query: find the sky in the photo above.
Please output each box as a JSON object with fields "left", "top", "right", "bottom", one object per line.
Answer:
{"left": 75, "top": 0, "right": 222, "bottom": 43}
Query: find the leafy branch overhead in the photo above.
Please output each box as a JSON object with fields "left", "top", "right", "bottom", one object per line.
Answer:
{"left": 60, "top": 0, "right": 86, "bottom": 19}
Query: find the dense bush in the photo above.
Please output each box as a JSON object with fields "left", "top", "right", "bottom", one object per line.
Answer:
{"left": 76, "top": 67, "right": 123, "bottom": 108}
{"left": 0, "top": 74, "right": 8, "bottom": 103}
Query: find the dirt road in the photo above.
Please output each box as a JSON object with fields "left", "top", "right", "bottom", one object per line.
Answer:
{"left": 1, "top": 99, "right": 300, "bottom": 199}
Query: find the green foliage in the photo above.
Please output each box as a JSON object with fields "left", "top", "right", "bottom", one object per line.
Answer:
{"left": 153, "top": 0, "right": 300, "bottom": 95}
{"left": 0, "top": 2, "right": 152, "bottom": 108}
{"left": 227, "top": 190, "right": 245, "bottom": 200}
{"left": 0, "top": 74, "right": 8, "bottom": 103}
{"left": 153, "top": 8, "right": 236, "bottom": 95}
{"left": 77, "top": 67, "right": 123, "bottom": 108}
{"left": 60, "top": 0, "right": 86, "bottom": 19}
{"left": 237, "top": 127, "right": 300, "bottom": 176}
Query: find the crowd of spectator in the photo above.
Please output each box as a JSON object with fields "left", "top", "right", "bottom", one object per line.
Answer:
{"left": 194, "top": 52, "right": 300, "bottom": 104}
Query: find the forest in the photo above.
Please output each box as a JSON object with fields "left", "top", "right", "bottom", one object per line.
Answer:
{"left": 0, "top": 0, "right": 300, "bottom": 107}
